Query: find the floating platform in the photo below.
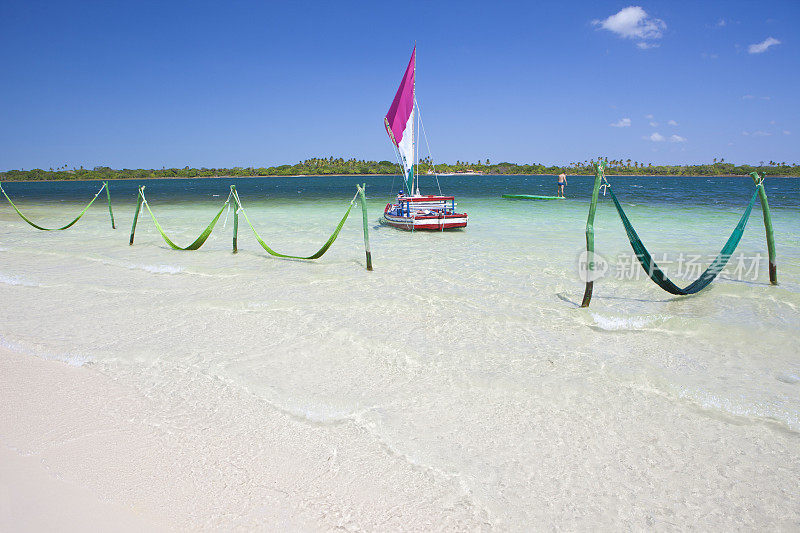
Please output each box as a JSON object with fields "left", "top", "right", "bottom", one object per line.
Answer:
{"left": 501, "top": 194, "right": 565, "bottom": 200}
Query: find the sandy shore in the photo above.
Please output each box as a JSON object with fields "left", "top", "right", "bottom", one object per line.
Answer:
{"left": 4, "top": 343, "right": 800, "bottom": 531}
{"left": 0, "top": 347, "right": 482, "bottom": 530}
{"left": 0, "top": 349, "right": 170, "bottom": 531}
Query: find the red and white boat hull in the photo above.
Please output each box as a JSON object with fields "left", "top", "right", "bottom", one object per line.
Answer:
{"left": 382, "top": 210, "right": 468, "bottom": 231}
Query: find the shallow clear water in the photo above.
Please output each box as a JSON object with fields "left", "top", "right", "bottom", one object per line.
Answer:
{"left": 1, "top": 174, "right": 799, "bottom": 528}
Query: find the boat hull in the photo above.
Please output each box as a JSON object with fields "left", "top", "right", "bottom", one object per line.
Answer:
{"left": 381, "top": 212, "right": 468, "bottom": 231}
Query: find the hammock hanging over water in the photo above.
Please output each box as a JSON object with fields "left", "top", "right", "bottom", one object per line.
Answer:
{"left": 129, "top": 184, "right": 373, "bottom": 270}
{"left": 0, "top": 181, "right": 116, "bottom": 230}
{"left": 579, "top": 162, "right": 777, "bottom": 307}
{"left": 608, "top": 186, "right": 759, "bottom": 295}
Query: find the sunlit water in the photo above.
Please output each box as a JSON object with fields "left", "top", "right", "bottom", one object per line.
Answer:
{"left": 2, "top": 174, "right": 799, "bottom": 528}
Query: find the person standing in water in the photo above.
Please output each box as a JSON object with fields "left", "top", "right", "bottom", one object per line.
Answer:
{"left": 557, "top": 173, "right": 567, "bottom": 197}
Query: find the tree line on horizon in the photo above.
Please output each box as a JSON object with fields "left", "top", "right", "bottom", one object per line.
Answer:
{"left": 2, "top": 156, "right": 799, "bottom": 181}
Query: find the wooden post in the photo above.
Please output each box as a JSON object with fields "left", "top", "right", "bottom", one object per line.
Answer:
{"left": 103, "top": 181, "right": 116, "bottom": 229}
{"left": 750, "top": 172, "right": 777, "bottom": 284}
{"left": 129, "top": 186, "right": 143, "bottom": 245}
{"left": 358, "top": 184, "right": 373, "bottom": 271}
{"left": 231, "top": 186, "right": 239, "bottom": 253}
{"left": 580, "top": 161, "right": 605, "bottom": 307}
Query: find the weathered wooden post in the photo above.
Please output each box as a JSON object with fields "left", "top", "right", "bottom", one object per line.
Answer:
{"left": 358, "top": 184, "right": 373, "bottom": 271}
{"left": 231, "top": 185, "right": 239, "bottom": 253}
{"left": 103, "top": 181, "right": 116, "bottom": 229}
{"left": 750, "top": 171, "right": 777, "bottom": 284}
{"left": 129, "top": 186, "right": 143, "bottom": 245}
{"left": 581, "top": 161, "right": 605, "bottom": 307}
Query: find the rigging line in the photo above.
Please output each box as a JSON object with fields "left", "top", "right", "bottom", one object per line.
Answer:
{"left": 415, "top": 97, "right": 420, "bottom": 193}
{"left": 389, "top": 145, "right": 405, "bottom": 198}
{"left": 221, "top": 189, "right": 234, "bottom": 228}
{"left": 414, "top": 97, "right": 443, "bottom": 196}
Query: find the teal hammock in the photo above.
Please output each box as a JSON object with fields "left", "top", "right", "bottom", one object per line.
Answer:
{"left": 608, "top": 186, "right": 759, "bottom": 295}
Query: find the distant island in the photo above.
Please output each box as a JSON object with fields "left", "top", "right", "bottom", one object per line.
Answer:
{"left": 2, "top": 157, "right": 798, "bottom": 181}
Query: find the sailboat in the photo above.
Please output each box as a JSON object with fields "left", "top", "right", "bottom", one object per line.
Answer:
{"left": 381, "top": 46, "right": 468, "bottom": 231}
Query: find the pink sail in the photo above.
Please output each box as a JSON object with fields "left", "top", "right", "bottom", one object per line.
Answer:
{"left": 385, "top": 46, "right": 415, "bottom": 147}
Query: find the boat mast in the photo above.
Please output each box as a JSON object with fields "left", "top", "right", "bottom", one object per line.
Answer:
{"left": 412, "top": 43, "right": 417, "bottom": 195}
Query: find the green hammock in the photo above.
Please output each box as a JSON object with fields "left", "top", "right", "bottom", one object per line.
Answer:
{"left": 131, "top": 186, "right": 364, "bottom": 264}
{"left": 608, "top": 186, "right": 759, "bottom": 295}
{"left": 140, "top": 189, "right": 231, "bottom": 250}
{"left": 232, "top": 189, "right": 356, "bottom": 260}
{"left": 0, "top": 181, "right": 116, "bottom": 230}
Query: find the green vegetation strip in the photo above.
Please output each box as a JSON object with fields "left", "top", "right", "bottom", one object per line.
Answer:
{"left": 3, "top": 157, "right": 799, "bottom": 181}
{"left": 0, "top": 181, "right": 115, "bottom": 230}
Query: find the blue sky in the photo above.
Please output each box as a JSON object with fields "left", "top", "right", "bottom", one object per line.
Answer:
{"left": 0, "top": 0, "right": 797, "bottom": 170}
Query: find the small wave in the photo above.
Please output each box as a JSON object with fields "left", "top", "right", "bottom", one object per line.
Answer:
{"left": 82, "top": 256, "right": 191, "bottom": 276}
{"left": 0, "top": 334, "right": 91, "bottom": 367}
{"left": 137, "top": 264, "right": 183, "bottom": 274}
{"left": 679, "top": 387, "right": 799, "bottom": 433}
{"left": 776, "top": 373, "right": 800, "bottom": 385}
{"left": 0, "top": 273, "right": 38, "bottom": 287}
{"left": 40, "top": 351, "right": 92, "bottom": 366}
{"left": 292, "top": 406, "right": 359, "bottom": 424}
{"left": 591, "top": 313, "right": 659, "bottom": 331}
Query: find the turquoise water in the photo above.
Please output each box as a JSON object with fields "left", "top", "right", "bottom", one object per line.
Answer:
{"left": 4, "top": 173, "right": 799, "bottom": 207}
{"left": 1, "top": 174, "right": 799, "bottom": 529}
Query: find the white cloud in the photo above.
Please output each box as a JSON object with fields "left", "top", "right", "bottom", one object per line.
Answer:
{"left": 644, "top": 114, "right": 654, "bottom": 119}
{"left": 667, "top": 119, "right": 678, "bottom": 126}
{"left": 610, "top": 118, "right": 631, "bottom": 127}
{"left": 761, "top": 96, "right": 771, "bottom": 101}
{"left": 649, "top": 121, "right": 658, "bottom": 127}
{"left": 748, "top": 37, "right": 780, "bottom": 54}
{"left": 783, "top": 130, "right": 791, "bottom": 135}
{"left": 593, "top": 6, "right": 666, "bottom": 48}
{"left": 701, "top": 52, "right": 719, "bottom": 59}
{"left": 741, "top": 131, "right": 750, "bottom": 136}
{"left": 752, "top": 131, "right": 771, "bottom": 137}
{"left": 645, "top": 132, "right": 666, "bottom": 142}
{"left": 742, "top": 94, "right": 755, "bottom": 100}
{"left": 716, "top": 18, "right": 727, "bottom": 27}
{"left": 669, "top": 135, "right": 686, "bottom": 143}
